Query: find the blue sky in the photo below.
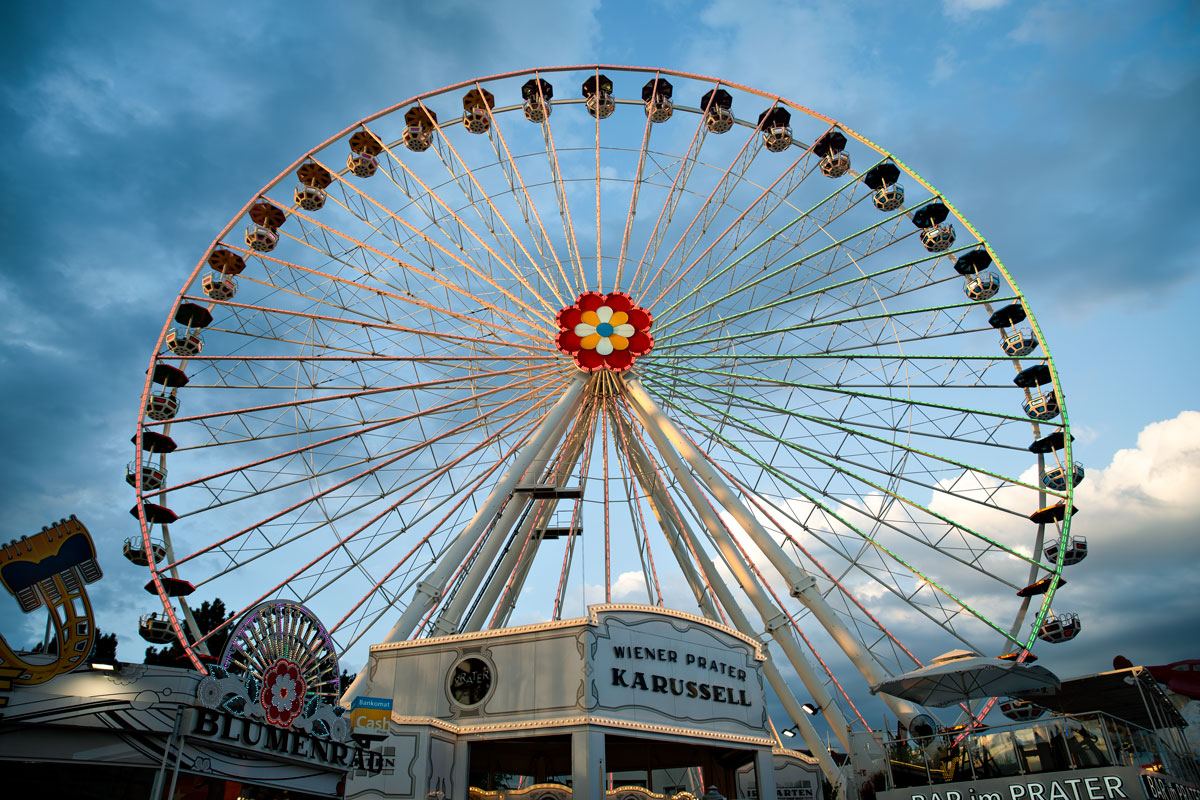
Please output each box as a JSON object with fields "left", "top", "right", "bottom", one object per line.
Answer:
{"left": 2, "top": 0, "right": 1198, "bottom": 727}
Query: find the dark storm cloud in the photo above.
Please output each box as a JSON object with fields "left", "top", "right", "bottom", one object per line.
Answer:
{"left": 0, "top": 0, "right": 600, "bottom": 648}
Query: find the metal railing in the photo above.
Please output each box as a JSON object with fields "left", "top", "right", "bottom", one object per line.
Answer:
{"left": 884, "top": 712, "right": 1199, "bottom": 788}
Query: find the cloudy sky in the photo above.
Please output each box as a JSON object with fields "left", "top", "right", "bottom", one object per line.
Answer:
{"left": 2, "top": 0, "right": 1197, "bottom": 729}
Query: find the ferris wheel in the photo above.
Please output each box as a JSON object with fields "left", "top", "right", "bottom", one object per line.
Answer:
{"left": 128, "top": 66, "right": 1084, "bottom": 763}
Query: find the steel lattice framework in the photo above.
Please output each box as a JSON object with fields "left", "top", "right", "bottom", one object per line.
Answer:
{"left": 130, "top": 66, "right": 1081, "bottom": 776}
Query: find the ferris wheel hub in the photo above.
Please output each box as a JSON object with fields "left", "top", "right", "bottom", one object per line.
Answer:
{"left": 555, "top": 291, "right": 654, "bottom": 372}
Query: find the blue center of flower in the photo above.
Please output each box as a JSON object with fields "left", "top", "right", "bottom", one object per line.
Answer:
{"left": 596, "top": 322, "right": 614, "bottom": 337}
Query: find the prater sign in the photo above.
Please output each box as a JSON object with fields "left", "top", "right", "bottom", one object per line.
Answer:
{"left": 191, "top": 707, "right": 383, "bottom": 773}
{"left": 880, "top": 767, "right": 1200, "bottom": 800}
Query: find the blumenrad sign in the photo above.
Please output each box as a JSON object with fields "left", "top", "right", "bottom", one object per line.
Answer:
{"left": 191, "top": 707, "right": 383, "bottom": 772}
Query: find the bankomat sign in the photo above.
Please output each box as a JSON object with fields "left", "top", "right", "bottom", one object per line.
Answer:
{"left": 351, "top": 696, "right": 393, "bottom": 734}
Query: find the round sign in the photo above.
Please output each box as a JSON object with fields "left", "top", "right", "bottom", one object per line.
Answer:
{"left": 448, "top": 656, "right": 493, "bottom": 707}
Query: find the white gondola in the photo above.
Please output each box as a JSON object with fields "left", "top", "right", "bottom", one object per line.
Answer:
{"left": 821, "top": 152, "right": 851, "bottom": 177}
{"left": 1042, "top": 462, "right": 1085, "bottom": 491}
{"left": 165, "top": 328, "right": 203, "bottom": 357}
{"left": 123, "top": 536, "right": 167, "bottom": 566}
{"left": 244, "top": 224, "right": 278, "bottom": 253}
{"left": 145, "top": 392, "right": 180, "bottom": 421}
{"left": 874, "top": 185, "right": 905, "bottom": 211}
{"left": 965, "top": 272, "right": 1001, "bottom": 301}
{"left": 1023, "top": 389, "right": 1060, "bottom": 421}
{"left": 138, "top": 612, "right": 176, "bottom": 644}
{"left": 1002, "top": 328, "right": 1038, "bottom": 357}
{"left": 999, "top": 698, "right": 1045, "bottom": 721}
{"left": 202, "top": 274, "right": 237, "bottom": 301}
{"left": 126, "top": 456, "right": 167, "bottom": 492}
{"left": 1045, "top": 536, "right": 1088, "bottom": 566}
{"left": 920, "top": 224, "right": 956, "bottom": 252}
{"left": 1037, "top": 612, "right": 1081, "bottom": 643}
{"left": 293, "top": 185, "right": 326, "bottom": 210}
{"left": 346, "top": 150, "right": 377, "bottom": 177}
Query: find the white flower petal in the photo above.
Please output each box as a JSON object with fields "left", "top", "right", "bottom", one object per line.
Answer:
{"left": 613, "top": 323, "right": 635, "bottom": 338}
{"left": 596, "top": 337, "right": 613, "bottom": 356}
{"left": 596, "top": 305, "right": 613, "bottom": 323}
{"left": 574, "top": 323, "right": 597, "bottom": 337}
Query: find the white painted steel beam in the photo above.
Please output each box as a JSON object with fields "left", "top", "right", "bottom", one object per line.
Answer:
{"left": 619, "top": 388, "right": 854, "bottom": 777}
{"left": 377, "top": 373, "right": 590, "bottom": 646}
{"left": 625, "top": 377, "right": 922, "bottom": 727}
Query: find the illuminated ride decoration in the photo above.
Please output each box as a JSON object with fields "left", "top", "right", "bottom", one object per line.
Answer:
{"left": 196, "top": 600, "right": 349, "bottom": 740}
{"left": 129, "top": 66, "right": 1082, "bottom": 784}
{"left": 556, "top": 291, "right": 653, "bottom": 372}
{"left": 0, "top": 515, "right": 102, "bottom": 690}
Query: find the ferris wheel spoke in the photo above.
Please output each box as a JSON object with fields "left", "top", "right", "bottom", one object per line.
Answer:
{"left": 195, "top": 395, "right": 557, "bottom": 651}
{"left": 723, "top": 475, "right": 925, "bottom": 669}
{"left": 533, "top": 88, "right": 587, "bottom": 293}
{"left": 403, "top": 104, "right": 565, "bottom": 315}
{"left": 644, "top": 365, "right": 1044, "bottom": 496}
{"left": 715, "top": 511, "right": 873, "bottom": 729}
{"left": 167, "top": 376, "right": 568, "bottom": 572}
{"left": 609, "top": 399, "right": 726, "bottom": 624}
{"left": 645, "top": 388, "right": 1027, "bottom": 647}
{"left": 219, "top": 244, "right": 552, "bottom": 345}
{"left": 657, "top": 195, "right": 936, "bottom": 340}
{"left": 156, "top": 371, "right": 550, "bottom": 504}
{"left": 627, "top": 83, "right": 714, "bottom": 293}
{"left": 477, "top": 86, "right": 577, "bottom": 303}
{"left": 291, "top": 406, "right": 549, "bottom": 641}
{"left": 640, "top": 362, "right": 1061, "bottom": 438}
{"left": 633, "top": 104, "right": 774, "bottom": 305}
{"left": 613, "top": 73, "right": 662, "bottom": 291}
{"left": 651, "top": 153, "right": 885, "bottom": 325}
{"left": 650, "top": 379, "right": 1042, "bottom": 571}
{"left": 292, "top": 159, "right": 557, "bottom": 333}
{"left": 150, "top": 363, "right": 548, "bottom": 428}
{"left": 607, "top": 397, "right": 665, "bottom": 606}
{"left": 642, "top": 127, "right": 843, "bottom": 317}
{"left": 655, "top": 209, "right": 929, "bottom": 342}
{"left": 188, "top": 295, "right": 551, "bottom": 357}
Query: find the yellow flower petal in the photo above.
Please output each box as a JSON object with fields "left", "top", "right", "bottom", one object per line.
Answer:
{"left": 609, "top": 334, "right": 629, "bottom": 351}
{"left": 609, "top": 311, "right": 629, "bottom": 326}
{"left": 575, "top": 323, "right": 597, "bottom": 338}
{"left": 581, "top": 310, "right": 600, "bottom": 326}
{"left": 580, "top": 333, "right": 601, "bottom": 350}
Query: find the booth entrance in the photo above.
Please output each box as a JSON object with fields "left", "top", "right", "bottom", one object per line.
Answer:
{"left": 466, "top": 730, "right": 761, "bottom": 797}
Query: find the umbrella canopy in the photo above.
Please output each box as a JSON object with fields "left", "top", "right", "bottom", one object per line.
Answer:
{"left": 870, "top": 652, "right": 1061, "bottom": 708}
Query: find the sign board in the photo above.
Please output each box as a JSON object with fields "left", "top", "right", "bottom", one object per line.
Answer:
{"left": 877, "top": 766, "right": 1175, "bottom": 800}
{"left": 351, "top": 696, "right": 393, "bottom": 735}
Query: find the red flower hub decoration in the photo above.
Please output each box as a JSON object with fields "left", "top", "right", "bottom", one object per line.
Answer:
{"left": 556, "top": 291, "right": 653, "bottom": 372}
{"left": 260, "top": 658, "right": 306, "bottom": 728}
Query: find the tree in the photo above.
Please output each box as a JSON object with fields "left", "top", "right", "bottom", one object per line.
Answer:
{"left": 144, "top": 598, "right": 235, "bottom": 668}
{"left": 339, "top": 668, "right": 358, "bottom": 699}
{"left": 90, "top": 630, "right": 118, "bottom": 663}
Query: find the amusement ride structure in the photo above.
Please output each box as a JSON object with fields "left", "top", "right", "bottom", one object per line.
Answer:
{"left": 127, "top": 65, "right": 1085, "bottom": 781}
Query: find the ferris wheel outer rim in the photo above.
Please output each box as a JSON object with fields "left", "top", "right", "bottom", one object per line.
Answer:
{"left": 133, "top": 63, "right": 1074, "bottom": 678}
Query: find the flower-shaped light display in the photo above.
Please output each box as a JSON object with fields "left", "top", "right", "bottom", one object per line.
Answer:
{"left": 556, "top": 291, "right": 653, "bottom": 372}
{"left": 260, "top": 658, "right": 306, "bottom": 728}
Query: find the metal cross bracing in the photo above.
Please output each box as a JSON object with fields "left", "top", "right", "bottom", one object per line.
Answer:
{"left": 134, "top": 67, "right": 1077, "bottom": 775}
